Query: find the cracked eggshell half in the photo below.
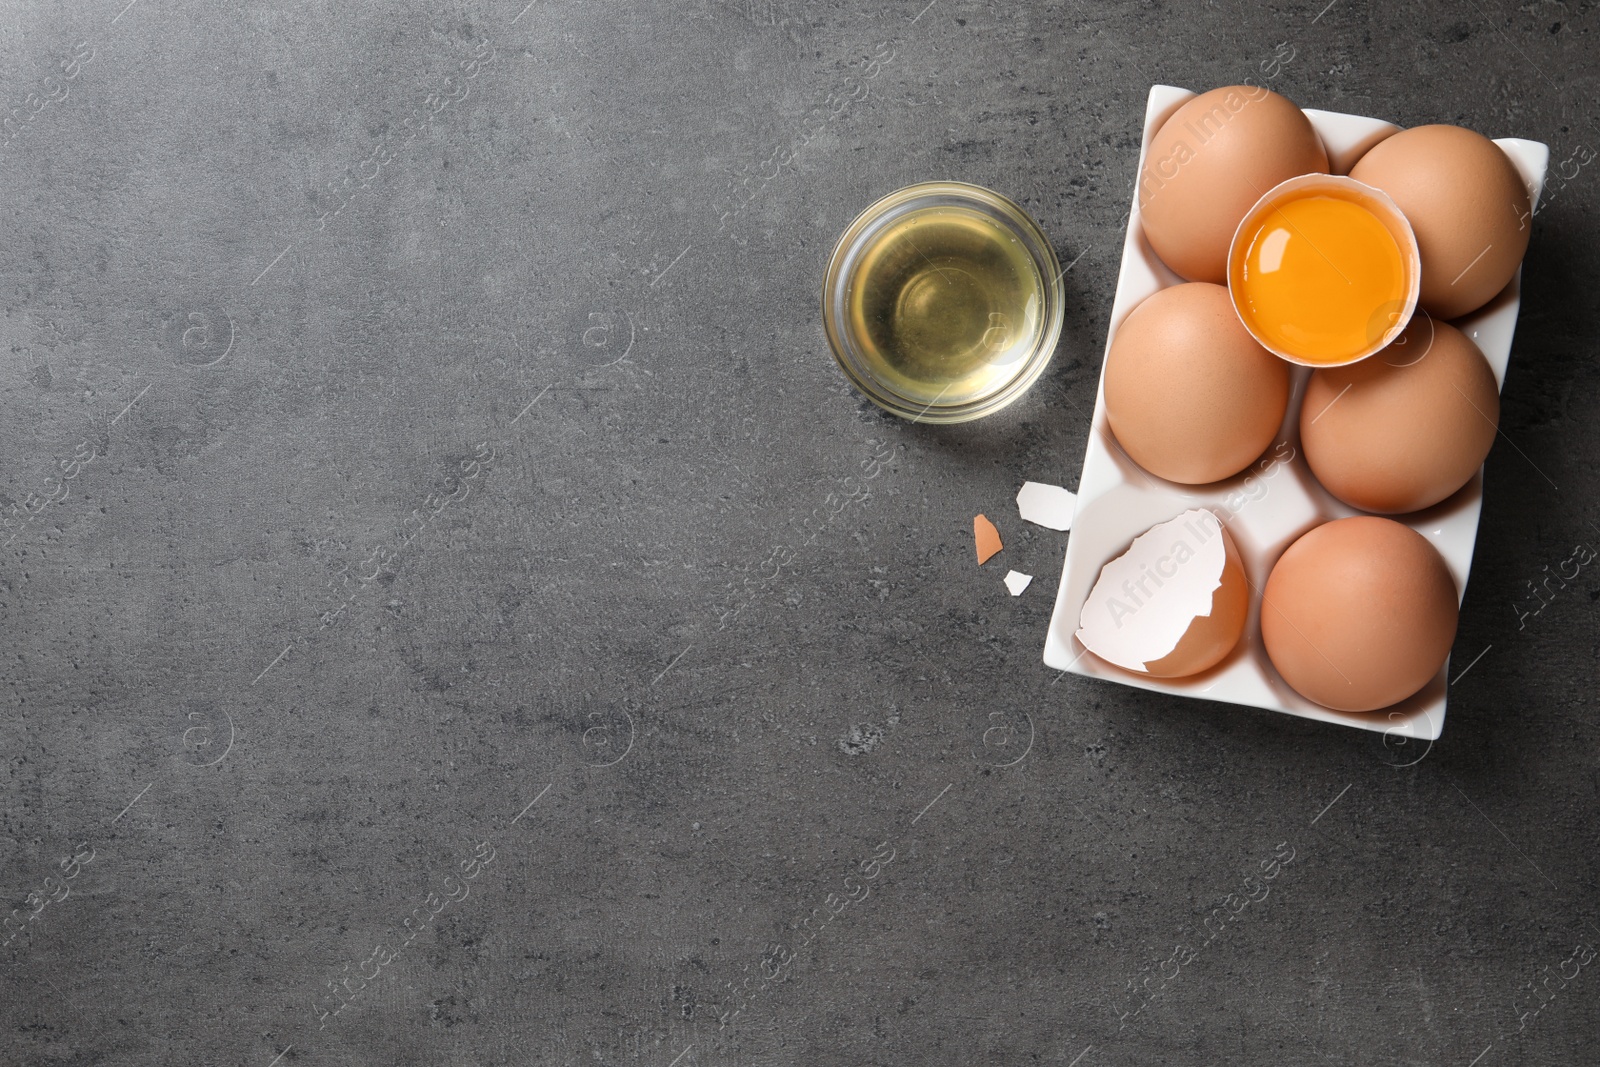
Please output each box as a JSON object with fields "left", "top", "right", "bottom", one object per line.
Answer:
{"left": 1075, "top": 508, "right": 1249, "bottom": 679}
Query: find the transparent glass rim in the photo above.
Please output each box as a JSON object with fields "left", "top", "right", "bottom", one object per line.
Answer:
{"left": 822, "top": 181, "right": 1066, "bottom": 424}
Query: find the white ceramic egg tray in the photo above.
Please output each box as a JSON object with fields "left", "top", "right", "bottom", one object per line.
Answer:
{"left": 1043, "top": 84, "right": 1549, "bottom": 740}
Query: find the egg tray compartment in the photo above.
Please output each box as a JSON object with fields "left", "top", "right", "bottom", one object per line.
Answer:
{"left": 1042, "top": 84, "right": 1549, "bottom": 740}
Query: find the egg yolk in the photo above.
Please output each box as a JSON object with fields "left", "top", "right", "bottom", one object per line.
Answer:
{"left": 1234, "top": 194, "right": 1407, "bottom": 364}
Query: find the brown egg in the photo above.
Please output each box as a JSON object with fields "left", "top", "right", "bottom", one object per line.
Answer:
{"left": 1349, "top": 125, "right": 1531, "bottom": 319}
{"left": 1139, "top": 86, "right": 1329, "bottom": 284}
{"left": 1105, "top": 282, "right": 1292, "bottom": 484}
{"left": 1301, "top": 316, "right": 1499, "bottom": 513}
{"left": 1261, "top": 517, "right": 1458, "bottom": 712}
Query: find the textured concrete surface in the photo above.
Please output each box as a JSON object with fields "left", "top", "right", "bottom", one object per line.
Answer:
{"left": 1, "top": 1, "right": 1596, "bottom": 1064}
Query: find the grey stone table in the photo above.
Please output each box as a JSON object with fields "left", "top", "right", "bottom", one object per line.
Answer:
{"left": 2, "top": 1, "right": 1595, "bottom": 1064}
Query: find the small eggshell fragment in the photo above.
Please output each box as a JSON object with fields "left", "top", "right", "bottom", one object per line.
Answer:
{"left": 1105, "top": 283, "right": 1292, "bottom": 485}
{"left": 1261, "top": 517, "right": 1458, "bottom": 712}
{"left": 1076, "top": 509, "right": 1248, "bottom": 679}
{"left": 1004, "top": 570, "right": 1033, "bottom": 597}
{"left": 1348, "top": 124, "right": 1532, "bottom": 319}
{"left": 1139, "top": 86, "right": 1329, "bottom": 283}
{"left": 974, "top": 514, "right": 1002, "bottom": 564}
{"left": 1016, "top": 481, "right": 1077, "bottom": 531}
{"left": 1301, "top": 316, "right": 1499, "bottom": 514}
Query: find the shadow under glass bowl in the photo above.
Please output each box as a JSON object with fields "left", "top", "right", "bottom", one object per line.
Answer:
{"left": 822, "top": 181, "right": 1065, "bottom": 424}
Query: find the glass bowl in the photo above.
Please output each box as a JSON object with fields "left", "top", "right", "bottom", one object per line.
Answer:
{"left": 822, "top": 181, "right": 1065, "bottom": 423}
